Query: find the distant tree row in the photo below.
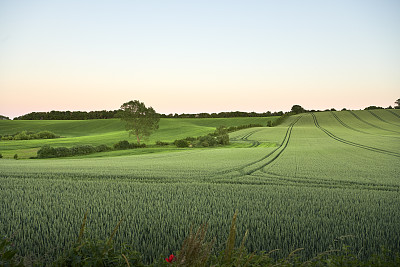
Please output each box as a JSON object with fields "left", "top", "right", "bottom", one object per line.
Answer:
{"left": 13, "top": 110, "right": 284, "bottom": 120}
{"left": 0, "top": 115, "right": 10, "bottom": 120}
{"left": 14, "top": 110, "right": 120, "bottom": 120}
{"left": 11, "top": 98, "right": 400, "bottom": 120}
{"left": 159, "top": 111, "right": 284, "bottom": 118}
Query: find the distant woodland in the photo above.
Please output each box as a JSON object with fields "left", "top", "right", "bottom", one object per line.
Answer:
{"left": 13, "top": 110, "right": 284, "bottom": 120}
{"left": 8, "top": 100, "right": 398, "bottom": 120}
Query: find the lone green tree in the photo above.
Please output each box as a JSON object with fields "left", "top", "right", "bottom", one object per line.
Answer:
{"left": 119, "top": 100, "right": 160, "bottom": 144}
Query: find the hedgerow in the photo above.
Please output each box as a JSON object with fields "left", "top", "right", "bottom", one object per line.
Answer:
{"left": 0, "top": 131, "right": 59, "bottom": 141}
{"left": 36, "top": 141, "right": 147, "bottom": 158}
{"left": 37, "top": 144, "right": 113, "bottom": 158}
{"left": 113, "top": 140, "right": 146, "bottom": 150}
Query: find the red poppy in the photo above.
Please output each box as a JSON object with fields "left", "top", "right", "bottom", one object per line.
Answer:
{"left": 165, "top": 254, "right": 175, "bottom": 263}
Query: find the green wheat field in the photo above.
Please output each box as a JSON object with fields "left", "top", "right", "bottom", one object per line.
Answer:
{"left": 0, "top": 109, "right": 399, "bottom": 263}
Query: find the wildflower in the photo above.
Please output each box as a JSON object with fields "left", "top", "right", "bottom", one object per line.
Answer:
{"left": 165, "top": 254, "right": 175, "bottom": 263}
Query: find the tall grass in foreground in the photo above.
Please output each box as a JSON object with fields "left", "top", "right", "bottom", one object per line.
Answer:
{"left": 2, "top": 211, "right": 399, "bottom": 266}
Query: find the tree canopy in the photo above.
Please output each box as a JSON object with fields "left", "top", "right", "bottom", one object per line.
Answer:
{"left": 0, "top": 115, "right": 10, "bottom": 120}
{"left": 395, "top": 98, "right": 400, "bottom": 109}
{"left": 291, "top": 105, "right": 306, "bottom": 114}
{"left": 119, "top": 100, "right": 160, "bottom": 144}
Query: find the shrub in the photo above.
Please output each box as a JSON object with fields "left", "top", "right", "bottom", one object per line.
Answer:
{"left": 38, "top": 144, "right": 112, "bottom": 158}
{"left": 1, "top": 136, "right": 13, "bottom": 141}
{"left": 13, "top": 131, "right": 30, "bottom": 140}
{"left": 54, "top": 147, "right": 72, "bottom": 157}
{"left": 13, "top": 154, "right": 18, "bottom": 160}
{"left": 36, "top": 131, "right": 59, "bottom": 139}
{"left": 130, "top": 143, "right": 146, "bottom": 149}
{"left": 174, "top": 139, "right": 189, "bottom": 148}
{"left": 70, "top": 145, "right": 96, "bottom": 155}
{"left": 0, "top": 131, "right": 59, "bottom": 141}
{"left": 216, "top": 133, "right": 229, "bottom": 145}
{"left": 37, "top": 145, "right": 57, "bottom": 158}
{"left": 113, "top": 141, "right": 146, "bottom": 150}
{"left": 197, "top": 135, "right": 217, "bottom": 147}
{"left": 95, "top": 144, "right": 112, "bottom": 152}
{"left": 113, "top": 140, "right": 131, "bottom": 150}
{"left": 156, "top": 141, "right": 169, "bottom": 146}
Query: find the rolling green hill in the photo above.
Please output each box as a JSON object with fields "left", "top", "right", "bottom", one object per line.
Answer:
{"left": 0, "top": 117, "right": 274, "bottom": 158}
{"left": 0, "top": 109, "right": 399, "bottom": 264}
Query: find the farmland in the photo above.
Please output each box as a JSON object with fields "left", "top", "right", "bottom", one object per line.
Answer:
{"left": 0, "top": 110, "right": 399, "bottom": 263}
{"left": 0, "top": 117, "right": 272, "bottom": 159}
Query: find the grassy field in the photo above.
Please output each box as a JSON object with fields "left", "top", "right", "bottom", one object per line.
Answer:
{"left": 0, "top": 117, "right": 273, "bottom": 158}
{"left": 0, "top": 110, "right": 399, "bottom": 263}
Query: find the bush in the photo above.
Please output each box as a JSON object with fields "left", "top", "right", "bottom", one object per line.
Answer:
{"left": 216, "top": 133, "right": 229, "bottom": 145}
{"left": 130, "top": 143, "right": 146, "bottom": 149}
{"left": 1, "top": 130, "right": 59, "bottom": 141}
{"left": 197, "top": 135, "right": 217, "bottom": 147}
{"left": 113, "top": 140, "right": 131, "bottom": 150}
{"left": 156, "top": 141, "right": 169, "bottom": 146}
{"left": 37, "top": 145, "right": 56, "bottom": 158}
{"left": 37, "top": 145, "right": 105, "bottom": 158}
{"left": 54, "top": 147, "right": 72, "bottom": 157}
{"left": 174, "top": 139, "right": 189, "bottom": 148}
{"left": 95, "top": 144, "right": 112, "bottom": 152}
{"left": 174, "top": 127, "right": 230, "bottom": 148}
{"left": 36, "top": 131, "right": 59, "bottom": 139}
{"left": 70, "top": 145, "right": 96, "bottom": 155}
{"left": 113, "top": 141, "right": 146, "bottom": 150}
{"left": 13, "top": 154, "right": 18, "bottom": 160}
{"left": 13, "top": 131, "right": 30, "bottom": 140}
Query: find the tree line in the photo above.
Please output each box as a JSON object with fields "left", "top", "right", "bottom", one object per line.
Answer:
{"left": 9, "top": 98, "right": 400, "bottom": 121}
{"left": 13, "top": 110, "right": 120, "bottom": 120}
{"left": 160, "top": 110, "right": 284, "bottom": 118}
{"left": 13, "top": 110, "right": 285, "bottom": 120}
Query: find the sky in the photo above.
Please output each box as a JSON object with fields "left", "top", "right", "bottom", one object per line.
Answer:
{"left": 0, "top": 0, "right": 399, "bottom": 118}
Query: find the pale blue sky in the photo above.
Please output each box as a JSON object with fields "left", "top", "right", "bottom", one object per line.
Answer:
{"left": 1, "top": 0, "right": 399, "bottom": 118}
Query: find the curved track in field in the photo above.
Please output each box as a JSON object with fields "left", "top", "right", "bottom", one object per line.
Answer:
{"left": 216, "top": 115, "right": 302, "bottom": 176}
{"left": 368, "top": 110, "right": 400, "bottom": 127}
{"left": 330, "top": 111, "right": 369, "bottom": 134}
{"left": 233, "top": 128, "right": 262, "bottom": 147}
{"left": 312, "top": 113, "right": 400, "bottom": 158}
{"left": 348, "top": 110, "right": 400, "bottom": 134}
{"left": 249, "top": 173, "right": 400, "bottom": 192}
{"left": 387, "top": 109, "right": 400, "bottom": 119}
